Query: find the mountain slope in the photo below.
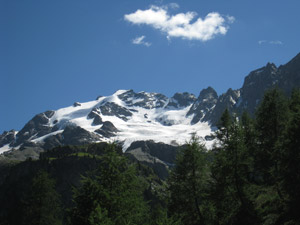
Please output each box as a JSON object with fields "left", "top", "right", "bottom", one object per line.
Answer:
{"left": 1, "top": 52, "right": 300, "bottom": 155}
{"left": 0, "top": 90, "right": 214, "bottom": 154}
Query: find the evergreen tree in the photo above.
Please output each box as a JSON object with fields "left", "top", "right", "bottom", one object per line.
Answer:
{"left": 252, "top": 89, "right": 290, "bottom": 224}
{"left": 70, "top": 143, "right": 149, "bottom": 225}
{"left": 255, "top": 88, "right": 289, "bottom": 185}
{"left": 216, "top": 108, "right": 232, "bottom": 144}
{"left": 70, "top": 176, "right": 110, "bottom": 225}
{"left": 150, "top": 204, "right": 182, "bottom": 225}
{"left": 22, "top": 171, "right": 63, "bottom": 225}
{"left": 167, "top": 135, "right": 211, "bottom": 225}
{"left": 211, "top": 111, "right": 259, "bottom": 225}
{"left": 281, "top": 89, "right": 300, "bottom": 224}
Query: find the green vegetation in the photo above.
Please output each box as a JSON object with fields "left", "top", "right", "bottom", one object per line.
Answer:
{"left": 22, "top": 171, "right": 63, "bottom": 225}
{"left": 1, "top": 88, "right": 300, "bottom": 224}
{"left": 70, "top": 143, "right": 149, "bottom": 225}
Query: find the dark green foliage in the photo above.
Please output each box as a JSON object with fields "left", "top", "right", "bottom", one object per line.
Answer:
{"left": 149, "top": 204, "right": 183, "bottom": 225}
{"left": 255, "top": 89, "right": 289, "bottom": 185}
{"left": 280, "top": 89, "right": 300, "bottom": 224}
{"left": 216, "top": 108, "right": 232, "bottom": 143}
{"left": 22, "top": 171, "right": 63, "bottom": 225}
{"left": 211, "top": 113, "right": 259, "bottom": 225}
{"left": 168, "top": 135, "right": 211, "bottom": 225}
{"left": 0, "top": 142, "right": 160, "bottom": 225}
{"left": 70, "top": 176, "right": 113, "bottom": 225}
{"left": 70, "top": 143, "right": 149, "bottom": 225}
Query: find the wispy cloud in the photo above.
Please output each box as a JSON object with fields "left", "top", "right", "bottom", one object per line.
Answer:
{"left": 269, "top": 40, "right": 283, "bottom": 45}
{"left": 258, "top": 40, "right": 283, "bottom": 45}
{"left": 124, "top": 5, "right": 234, "bottom": 42}
{"left": 132, "top": 35, "right": 152, "bottom": 47}
{"left": 168, "top": 3, "right": 179, "bottom": 10}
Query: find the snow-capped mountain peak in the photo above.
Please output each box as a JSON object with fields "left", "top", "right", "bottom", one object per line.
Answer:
{"left": 0, "top": 89, "right": 215, "bottom": 154}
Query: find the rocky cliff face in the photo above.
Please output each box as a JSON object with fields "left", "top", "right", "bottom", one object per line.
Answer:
{"left": 187, "top": 87, "right": 218, "bottom": 124}
{"left": 125, "top": 140, "right": 179, "bottom": 179}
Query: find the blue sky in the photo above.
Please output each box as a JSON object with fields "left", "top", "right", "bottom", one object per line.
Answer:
{"left": 1, "top": 0, "right": 300, "bottom": 132}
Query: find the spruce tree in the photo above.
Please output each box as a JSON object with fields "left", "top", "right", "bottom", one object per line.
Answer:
{"left": 255, "top": 88, "right": 289, "bottom": 185}
{"left": 22, "top": 171, "right": 63, "bottom": 225}
{"left": 252, "top": 89, "right": 289, "bottom": 224}
{"left": 211, "top": 111, "right": 259, "bottom": 225}
{"left": 70, "top": 143, "right": 149, "bottom": 225}
{"left": 281, "top": 89, "right": 300, "bottom": 224}
{"left": 167, "top": 135, "right": 210, "bottom": 225}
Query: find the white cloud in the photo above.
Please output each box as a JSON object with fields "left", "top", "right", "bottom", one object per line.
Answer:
{"left": 258, "top": 40, "right": 283, "bottom": 45}
{"left": 227, "top": 15, "right": 235, "bottom": 24}
{"left": 132, "top": 35, "right": 152, "bottom": 47}
{"left": 124, "top": 5, "right": 234, "bottom": 42}
{"left": 258, "top": 40, "right": 267, "bottom": 45}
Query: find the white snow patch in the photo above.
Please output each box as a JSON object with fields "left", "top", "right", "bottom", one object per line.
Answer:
{"left": 0, "top": 144, "right": 12, "bottom": 154}
{"left": 31, "top": 130, "right": 64, "bottom": 143}
{"left": 99, "top": 105, "right": 213, "bottom": 151}
{"left": 114, "top": 90, "right": 129, "bottom": 95}
{"left": 229, "top": 96, "right": 236, "bottom": 105}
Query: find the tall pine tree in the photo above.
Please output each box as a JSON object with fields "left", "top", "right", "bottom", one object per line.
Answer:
{"left": 22, "top": 171, "right": 63, "bottom": 225}
{"left": 70, "top": 143, "right": 149, "bottom": 225}
{"left": 167, "top": 135, "right": 211, "bottom": 225}
{"left": 255, "top": 88, "right": 289, "bottom": 186}
{"left": 211, "top": 111, "right": 259, "bottom": 225}
{"left": 280, "top": 89, "right": 300, "bottom": 224}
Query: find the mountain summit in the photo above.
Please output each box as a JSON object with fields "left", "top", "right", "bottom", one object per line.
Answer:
{"left": 1, "top": 52, "right": 300, "bottom": 154}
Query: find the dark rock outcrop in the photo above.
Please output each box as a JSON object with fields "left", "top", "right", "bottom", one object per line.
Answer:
{"left": 126, "top": 140, "right": 179, "bottom": 179}
{"left": 43, "top": 125, "right": 100, "bottom": 149}
{"left": 14, "top": 111, "right": 55, "bottom": 146}
{"left": 87, "top": 108, "right": 103, "bottom": 126}
{"left": 118, "top": 90, "right": 169, "bottom": 109}
{"left": 237, "top": 63, "right": 278, "bottom": 115}
{"left": 94, "top": 121, "right": 119, "bottom": 138}
{"left": 73, "top": 102, "right": 81, "bottom": 107}
{"left": 187, "top": 87, "right": 218, "bottom": 124}
{"left": 207, "top": 88, "right": 240, "bottom": 125}
{"left": 276, "top": 53, "right": 300, "bottom": 95}
{"left": 99, "top": 102, "right": 132, "bottom": 121}
{"left": 167, "top": 92, "right": 196, "bottom": 108}
{"left": 0, "top": 130, "right": 17, "bottom": 147}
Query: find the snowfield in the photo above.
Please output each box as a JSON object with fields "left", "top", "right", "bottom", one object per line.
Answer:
{"left": 0, "top": 90, "right": 216, "bottom": 154}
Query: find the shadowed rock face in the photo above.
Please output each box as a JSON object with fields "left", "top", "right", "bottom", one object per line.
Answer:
{"left": 0, "top": 130, "right": 17, "bottom": 147}
{"left": 206, "top": 88, "right": 241, "bottom": 126}
{"left": 99, "top": 102, "right": 132, "bottom": 121}
{"left": 187, "top": 87, "right": 218, "bottom": 124}
{"left": 43, "top": 125, "right": 100, "bottom": 150}
{"left": 199, "top": 53, "right": 300, "bottom": 126}
{"left": 94, "top": 121, "right": 119, "bottom": 138}
{"left": 276, "top": 53, "right": 300, "bottom": 95}
{"left": 238, "top": 63, "right": 278, "bottom": 115}
{"left": 125, "top": 140, "right": 179, "bottom": 179}
{"left": 167, "top": 92, "right": 196, "bottom": 108}
{"left": 117, "top": 90, "right": 169, "bottom": 109}
{"left": 13, "top": 111, "right": 55, "bottom": 147}
{"left": 87, "top": 108, "right": 103, "bottom": 126}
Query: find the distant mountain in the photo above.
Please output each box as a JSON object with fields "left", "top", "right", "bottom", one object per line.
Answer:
{"left": 1, "top": 52, "right": 300, "bottom": 156}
